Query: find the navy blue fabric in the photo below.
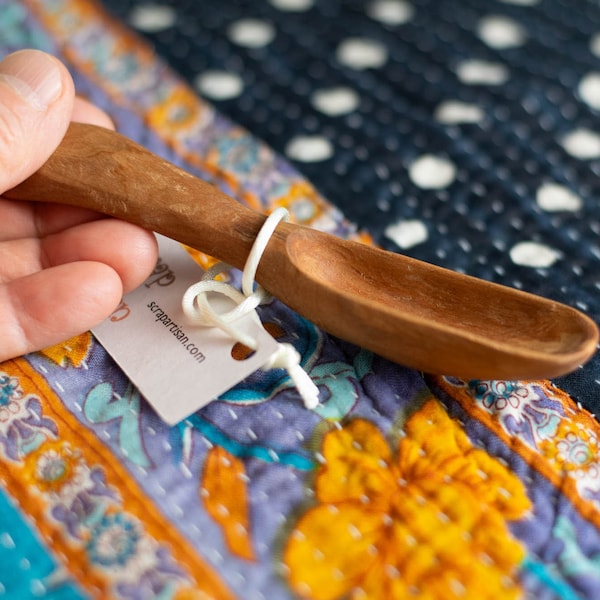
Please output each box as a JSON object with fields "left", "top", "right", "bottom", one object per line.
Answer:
{"left": 101, "top": 0, "right": 600, "bottom": 412}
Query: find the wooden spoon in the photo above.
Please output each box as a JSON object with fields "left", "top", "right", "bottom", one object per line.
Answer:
{"left": 6, "top": 123, "right": 598, "bottom": 379}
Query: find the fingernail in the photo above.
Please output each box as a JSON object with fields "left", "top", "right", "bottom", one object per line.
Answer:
{"left": 0, "top": 50, "right": 63, "bottom": 110}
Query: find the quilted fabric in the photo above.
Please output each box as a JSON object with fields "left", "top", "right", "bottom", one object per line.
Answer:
{"left": 102, "top": 0, "right": 600, "bottom": 409}
{"left": 1, "top": 1, "right": 600, "bottom": 598}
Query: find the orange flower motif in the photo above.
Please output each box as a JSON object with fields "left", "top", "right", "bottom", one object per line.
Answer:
{"left": 272, "top": 181, "right": 325, "bottom": 225}
{"left": 540, "top": 417, "right": 599, "bottom": 473}
{"left": 147, "top": 87, "right": 205, "bottom": 132}
{"left": 201, "top": 446, "right": 256, "bottom": 561}
{"left": 39, "top": 333, "right": 92, "bottom": 368}
{"left": 283, "top": 399, "right": 531, "bottom": 600}
{"left": 22, "top": 440, "right": 83, "bottom": 494}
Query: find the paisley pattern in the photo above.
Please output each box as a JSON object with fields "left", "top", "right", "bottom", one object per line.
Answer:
{"left": 1, "top": 1, "right": 600, "bottom": 598}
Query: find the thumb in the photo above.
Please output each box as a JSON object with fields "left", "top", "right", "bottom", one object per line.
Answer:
{"left": 0, "top": 49, "right": 74, "bottom": 193}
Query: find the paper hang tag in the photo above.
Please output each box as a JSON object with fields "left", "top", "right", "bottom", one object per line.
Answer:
{"left": 92, "top": 234, "right": 279, "bottom": 426}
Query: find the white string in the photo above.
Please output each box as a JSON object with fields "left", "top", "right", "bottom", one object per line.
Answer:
{"left": 182, "top": 208, "right": 320, "bottom": 410}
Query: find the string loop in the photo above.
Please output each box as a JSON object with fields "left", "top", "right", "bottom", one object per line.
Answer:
{"left": 182, "top": 208, "right": 320, "bottom": 409}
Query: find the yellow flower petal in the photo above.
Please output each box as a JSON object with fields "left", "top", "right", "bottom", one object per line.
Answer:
{"left": 316, "top": 419, "right": 396, "bottom": 507}
{"left": 403, "top": 398, "right": 471, "bottom": 458}
{"left": 285, "top": 406, "right": 529, "bottom": 599}
{"left": 284, "top": 501, "right": 383, "bottom": 600}
{"left": 401, "top": 399, "right": 531, "bottom": 520}
{"left": 465, "top": 448, "right": 531, "bottom": 519}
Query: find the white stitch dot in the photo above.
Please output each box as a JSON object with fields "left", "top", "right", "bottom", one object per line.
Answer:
{"left": 129, "top": 3, "right": 176, "bottom": 32}
{"left": 286, "top": 135, "right": 334, "bottom": 162}
{"left": 313, "top": 548, "right": 325, "bottom": 561}
{"left": 367, "top": 0, "right": 414, "bottom": 25}
{"left": 591, "top": 33, "right": 600, "bottom": 57}
{"left": 269, "top": 0, "right": 314, "bottom": 10}
{"left": 228, "top": 18, "right": 275, "bottom": 48}
{"left": 536, "top": 183, "right": 583, "bottom": 212}
{"left": 195, "top": 70, "right": 244, "bottom": 100}
{"left": 561, "top": 128, "right": 600, "bottom": 159}
{"left": 578, "top": 72, "right": 600, "bottom": 111}
{"left": 450, "top": 579, "right": 467, "bottom": 597}
{"left": 314, "top": 452, "right": 326, "bottom": 464}
{"left": 30, "top": 580, "right": 46, "bottom": 597}
{"left": 456, "top": 60, "right": 509, "bottom": 85}
{"left": 296, "top": 582, "right": 312, "bottom": 595}
{"left": 384, "top": 564, "right": 401, "bottom": 578}
{"left": 348, "top": 523, "right": 363, "bottom": 539}
{"left": 384, "top": 220, "right": 423, "bottom": 248}
{"left": 477, "top": 15, "right": 526, "bottom": 49}
{"left": 311, "top": 87, "right": 360, "bottom": 116}
{"left": 336, "top": 38, "right": 388, "bottom": 70}
{"left": 409, "top": 154, "right": 456, "bottom": 189}
{"left": 509, "top": 241, "right": 562, "bottom": 268}
{"left": 377, "top": 198, "right": 391, "bottom": 211}
{"left": 434, "top": 100, "right": 484, "bottom": 124}
{"left": 437, "top": 511, "right": 450, "bottom": 523}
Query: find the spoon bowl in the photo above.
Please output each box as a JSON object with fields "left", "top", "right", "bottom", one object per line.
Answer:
{"left": 7, "top": 123, "right": 598, "bottom": 379}
{"left": 278, "top": 227, "right": 595, "bottom": 378}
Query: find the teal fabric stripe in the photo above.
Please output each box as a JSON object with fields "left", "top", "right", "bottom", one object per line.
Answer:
{"left": 186, "top": 415, "right": 315, "bottom": 471}
{"left": 0, "top": 486, "right": 85, "bottom": 599}
{"left": 522, "top": 556, "right": 581, "bottom": 600}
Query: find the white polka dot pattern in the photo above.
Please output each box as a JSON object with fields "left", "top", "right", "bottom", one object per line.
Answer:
{"left": 367, "top": 0, "right": 414, "bottom": 25}
{"left": 434, "top": 101, "right": 484, "bottom": 124}
{"left": 311, "top": 87, "right": 359, "bottom": 116}
{"left": 195, "top": 70, "right": 244, "bottom": 100}
{"left": 509, "top": 242, "right": 562, "bottom": 268}
{"left": 455, "top": 60, "right": 510, "bottom": 85}
{"left": 285, "top": 135, "right": 333, "bottom": 162}
{"left": 128, "top": 4, "right": 176, "bottom": 32}
{"left": 578, "top": 73, "right": 600, "bottom": 111}
{"left": 409, "top": 155, "right": 456, "bottom": 190}
{"left": 228, "top": 18, "right": 275, "bottom": 48}
{"left": 536, "top": 183, "right": 583, "bottom": 213}
{"left": 269, "top": 0, "right": 314, "bottom": 11}
{"left": 336, "top": 38, "right": 388, "bottom": 70}
{"left": 477, "top": 15, "right": 526, "bottom": 49}
{"left": 385, "top": 219, "right": 428, "bottom": 249}
{"left": 561, "top": 129, "right": 600, "bottom": 160}
{"left": 592, "top": 33, "right": 600, "bottom": 57}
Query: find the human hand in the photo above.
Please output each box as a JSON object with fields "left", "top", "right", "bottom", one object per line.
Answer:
{"left": 0, "top": 49, "right": 158, "bottom": 361}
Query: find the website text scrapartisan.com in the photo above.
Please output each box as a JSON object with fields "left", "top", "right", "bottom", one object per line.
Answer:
{"left": 147, "top": 301, "right": 206, "bottom": 363}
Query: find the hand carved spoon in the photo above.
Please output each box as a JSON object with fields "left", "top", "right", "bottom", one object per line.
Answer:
{"left": 7, "top": 123, "right": 598, "bottom": 379}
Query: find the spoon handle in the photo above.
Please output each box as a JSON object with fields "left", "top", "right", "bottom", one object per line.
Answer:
{"left": 7, "top": 122, "right": 266, "bottom": 270}
{"left": 6, "top": 123, "right": 598, "bottom": 379}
